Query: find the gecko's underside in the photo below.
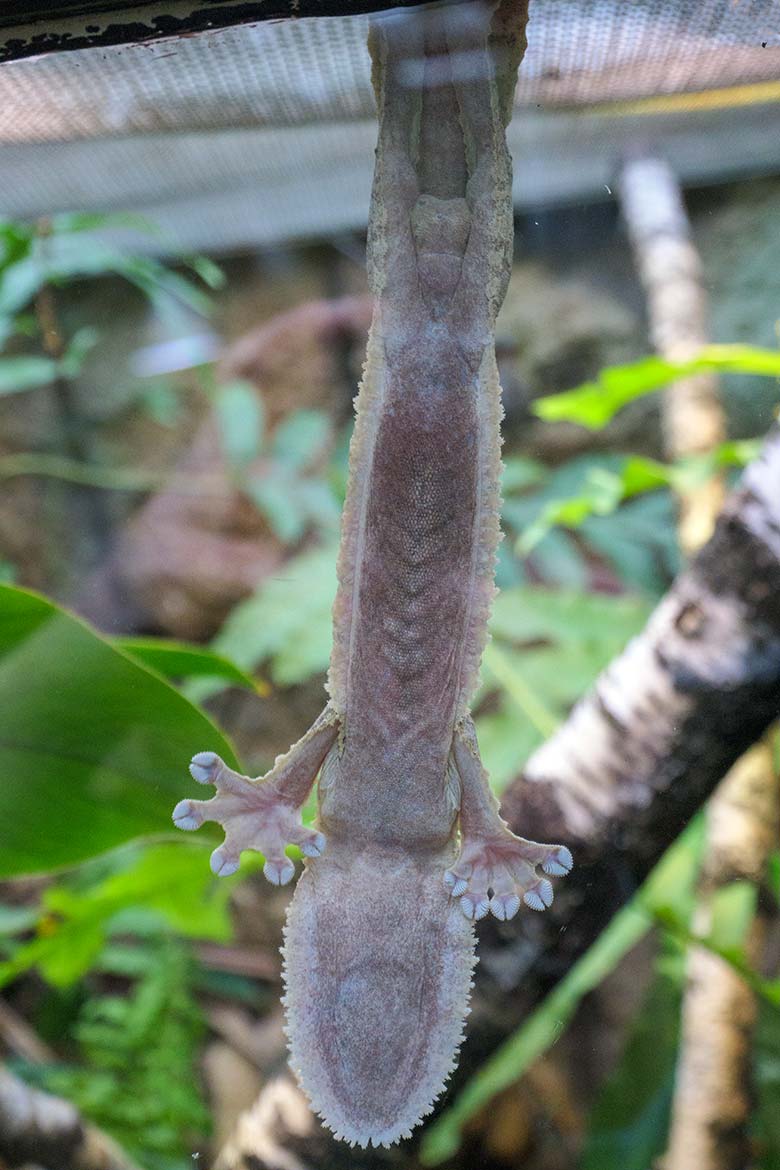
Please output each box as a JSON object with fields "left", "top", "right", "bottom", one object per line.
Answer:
{"left": 173, "top": 0, "right": 571, "bottom": 1147}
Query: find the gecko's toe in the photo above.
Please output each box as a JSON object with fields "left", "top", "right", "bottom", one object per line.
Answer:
{"left": 299, "top": 831, "right": 326, "bottom": 858}
{"left": 210, "top": 844, "right": 240, "bottom": 877}
{"left": 172, "top": 799, "right": 203, "bottom": 831}
{"left": 541, "top": 845, "right": 573, "bottom": 877}
{"left": 444, "top": 867, "right": 470, "bottom": 898}
{"left": 264, "top": 857, "right": 296, "bottom": 886}
{"left": 459, "top": 893, "right": 490, "bottom": 921}
{"left": 523, "top": 877, "right": 554, "bottom": 912}
{"left": 490, "top": 892, "right": 521, "bottom": 921}
{"left": 190, "top": 751, "right": 220, "bottom": 785}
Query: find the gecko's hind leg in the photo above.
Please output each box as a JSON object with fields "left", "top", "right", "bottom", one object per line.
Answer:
{"left": 445, "top": 717, "right": 572, "bottom": 920}
{"left": 172, "top": 706, "right": 339, "bottom": 883}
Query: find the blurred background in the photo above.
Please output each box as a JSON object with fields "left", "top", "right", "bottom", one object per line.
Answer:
{"left": 1, "top": 2, "right": 780, "bottom": 1168}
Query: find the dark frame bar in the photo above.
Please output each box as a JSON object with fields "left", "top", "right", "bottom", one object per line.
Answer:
{"left": 0, "top": 0, "right": 430, "bottom": 63}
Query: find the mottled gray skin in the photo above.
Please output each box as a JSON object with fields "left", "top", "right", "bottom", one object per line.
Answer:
{"left": 173, "top": 0, "right": 571, "bottom": 1148}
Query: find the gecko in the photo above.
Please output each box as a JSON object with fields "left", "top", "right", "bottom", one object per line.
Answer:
{"left": 172, "top": 0, "right": 572, "bottom": 1148}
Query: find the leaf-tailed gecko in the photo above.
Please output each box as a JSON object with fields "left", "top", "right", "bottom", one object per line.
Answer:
{"left": 172, "top": 0, "right": 571, "bottom": 1147}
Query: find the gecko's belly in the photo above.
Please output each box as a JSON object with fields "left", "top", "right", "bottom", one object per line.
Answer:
{"left": 346, "top": 364, "right": 480, "bottom": 743}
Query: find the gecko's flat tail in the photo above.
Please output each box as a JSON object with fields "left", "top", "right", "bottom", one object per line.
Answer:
{"left": 282, "top": 848, "right": 476, "bottom": 1147}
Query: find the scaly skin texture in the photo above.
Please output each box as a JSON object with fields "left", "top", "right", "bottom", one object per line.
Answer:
{"left": 173, "top": 0, "right": 571, "bottom": 1147}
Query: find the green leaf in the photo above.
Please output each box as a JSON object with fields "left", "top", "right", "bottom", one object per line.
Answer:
{"left": 580, "top": 969, "right": 681, "bottom": 1170}
{"left": 490, "top": 584, "right": 651, "bottom": 648}
{"left": 501, "top": 455, "right": 548, "bottom": 494}
{"left": 115, "top": 636, "right": 258, "bottom": 690}
{"left": 519, "top": 467, "right": 627, "bottom": 553}
{"left": 0, "top": 584, "right": 239, "bottom": 877}
{"left": 27, "top": 936, "right": 211, "bottom": 1164}
{"left": 213, "top": 544, "right": 337, "bottom": 686}
{"left": 0, "top": 240, "right": 215, "bottom": 321}
{"left": 184, "top": 253, "right": 226, "bottom": 290}
{"left": 0, "top": 355, "right": 58, "bottom": 396}
{"left": 246, "top": 474, "right": 306, "bottom": 544}
{"left": 473, "top": 708, "right": 543, "bottom": 793}
{"left": 534, "top": 345, "right": 780, "bottom": 430}
{"left": 0, "top": 904, "right": 38, "bottom": 935}
{"left": 755, "top": 1000, "right": 780, "bottom": 1170}
{"left": 272, "top": 409, "right": 331, "bottom": 470}
{"left": 581, "top": 492, "right": 680, "bottom": 595}
{"left": 215, "top": 380, "right": 264, "bottom": 469}
{"left": 0, "top": 255, "right": 44, "bottom": 316}
{"left": 59, "top": 326, "right": 100, "bottom": 378}
{"left": 709, "top": 881, "right": 757, "bottom": 953}
{"left": 420, "top": 821, "right": 705, "bottom": 1165}
{"left": 49, "top": 211, "right": 160, "bottom": 236}
{"left": 0, "top": 842, "right": 238, "bottom": 990}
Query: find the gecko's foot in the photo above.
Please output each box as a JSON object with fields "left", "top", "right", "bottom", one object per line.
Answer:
{"left": 444, "top": 836, "right": 572, "bottom": 921}
{"left": 172, "top": 751, "right": 326, "bottom": 882}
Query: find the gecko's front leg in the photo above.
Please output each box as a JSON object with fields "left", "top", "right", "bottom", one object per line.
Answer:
{"left": 446, "top": 718, "right": 573, "bottom": 920}
{"left": 172, "top": 706, "right": 339, "bottom": 882}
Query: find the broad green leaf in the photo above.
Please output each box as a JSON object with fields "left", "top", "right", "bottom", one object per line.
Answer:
{"left": 0, "top": 219, "right": 33, "bottom": 269}
{"left": 581, "top": 492, "right": 680, "bottom": 595}
{"left": 213, "top": 544, "right": 337, "bottom": 686}
{"left": 272, "top": 409, "right": 330, "bottom": 470}
{"left": 0, "top": 584, "right": 238, "bottom": 877}
{"left": 215, "top": 380, "right": 264, "bottom": 469}
{"left": 295, "top": 478, "right": 342, "bottom": 530}
{"left": 0, "top": 355, "right": 58, "bottom": 396}
{"left": 246, "top": 475, "right": 306, "bottom": 544}
{"left": 534, "top": 344, "right": 780, "bottom": 430}
{"left": 115, "top": 636, "right": 258, "bottom": 690}
{"left": 525, "top": 526, "right": 591, "bottom": 591}
{"left": 474, "top": 708, "right": 543, "bottom": 792}
{"left": 482, "top": 643, "right": 558, "bottom": 739}
{"left": 501, "top": 455, "right": 548, "bottom": 494}
{"left": 490, "top": 584, "right": 651, "bottom": 647}
{"left": 420, "top": 820, "right": 705, "bottom": 1165}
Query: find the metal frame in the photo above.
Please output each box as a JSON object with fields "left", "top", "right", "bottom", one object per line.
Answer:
{"left": 0, "top": 0, "right": 430, "bottom": 63}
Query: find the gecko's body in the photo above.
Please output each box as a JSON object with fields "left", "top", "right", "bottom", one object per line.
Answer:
{"left": 173, "top": 0, "right": 570, "bottom": 1147}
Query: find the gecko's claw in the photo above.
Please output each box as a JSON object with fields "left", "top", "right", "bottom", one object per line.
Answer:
{"left": 459, "top": 894, "right": 490, "bottom": 921}
{"left": 263, "top": 858, "right": 296, "bottom": 886}
{"left": 444, "top": 867, "right": 470, "bottom": 898}
{"left": 172, "top": 798, "right": 204, "bottom": 831}
{"left": 541, "top": 845, "right": 573, "bottom": 877}
{"left": 189, "top": 751, "right": 220, "bottom": 784}
{"left": 300, "top": 831, "right": 326, "bottom": 858}
{"left": 489, "top": 892, "right": 521, "bottom": 921}
{"left": 210, "top": 844, "right": 241, "bottom": 877}
{"left": 523, "top": 877, "right": 554, "bottom": 912}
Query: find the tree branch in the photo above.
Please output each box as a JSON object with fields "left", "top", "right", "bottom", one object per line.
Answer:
{"left": 500, "top": 426, "right": 780, "bottom": 967}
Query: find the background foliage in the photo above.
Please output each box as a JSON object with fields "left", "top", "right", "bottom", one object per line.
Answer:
{"left": 0, "top": 209, "right": 779, "bottom": 1169}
